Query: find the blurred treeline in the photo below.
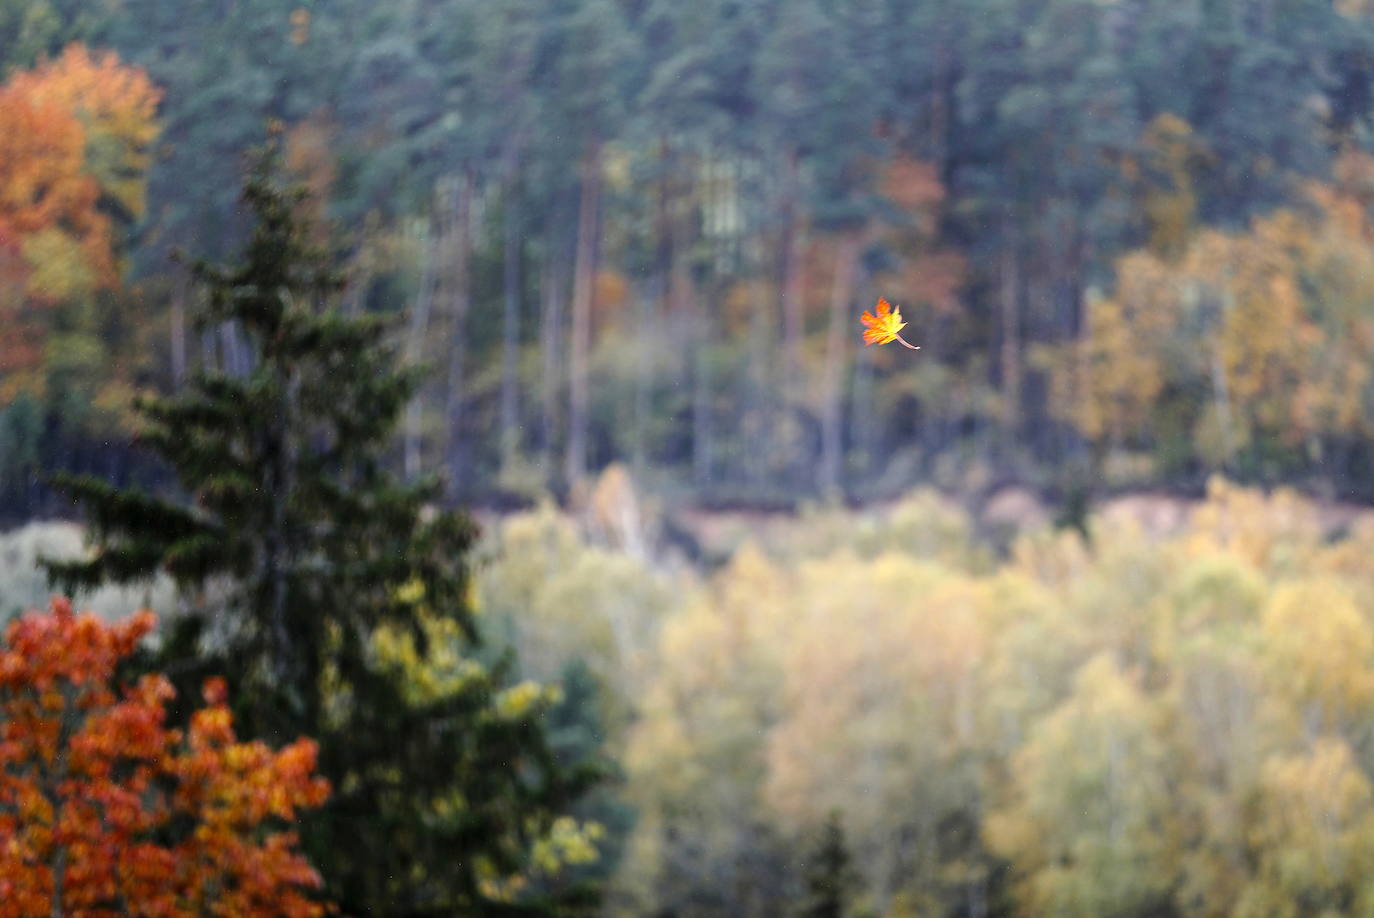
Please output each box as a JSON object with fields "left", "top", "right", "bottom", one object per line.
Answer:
{"left": 480, "top": 475, "right": 1374, "bottom": 917}
{"left": 12, "top": 474, "right": 1374, "bottom": 915}
{"left": 8, "top": 0, "right": 1374, "bottom": 520}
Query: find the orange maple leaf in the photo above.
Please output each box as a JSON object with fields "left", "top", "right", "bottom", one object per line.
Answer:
{"left": 860, "top": 298, "right": 919, "bottom": 349}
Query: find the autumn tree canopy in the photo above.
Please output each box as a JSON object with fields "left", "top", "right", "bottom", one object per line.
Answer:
{"left": 0, "top": 597, "right": 332, "bottom": 918}
{"left": 0, "top": 42, "right": 159, "bottom": 487}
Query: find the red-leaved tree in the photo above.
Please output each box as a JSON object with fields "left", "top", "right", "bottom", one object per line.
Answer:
{"left": 0, "top": 597, "right": 333, "bottom": 918}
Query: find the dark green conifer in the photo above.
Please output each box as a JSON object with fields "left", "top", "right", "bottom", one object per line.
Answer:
{"left": 45, "top": 140, "right": 597, "bottom": 917}
{"left": 795, "top": 812, "right": 860, "bottom": 918}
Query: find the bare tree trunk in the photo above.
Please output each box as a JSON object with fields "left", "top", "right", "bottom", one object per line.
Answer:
{"left": 170, "top": 270, "right": 188, "bottom": 389}
{"left": 819, "top": 233, "right": 862, "bottom": 496}
{"left": 540, "top": 233, "right": 568, "bottom": 480}
{"left": 632, "top": 276, "right": 656, "bottom": 478}
{"left": 746, "top": 273, "right": 774, "bottom": 489}
{"left": 1210, "top": 322, "right": 1236, "bottom": 470}
{"left": 200, "top": 326, "right": 216, "bottom": 372}
{"left": 499, "top": 173, "right": 523, "bottom": 474}
{"left": 635, "top": 139, "right": 673, "bottom": 479}
{"left": 220, "top": 322, "right": 254, "bottom": 377}
{"left": 779, "top": 150, "right": 805, "bottom": 396}
{"left": 690, "top": 282, "right": 711, "bottom": 488}
{"left": 565, "top": 142, "right": 602, "bottom": 490}
{"left": 443, "top": 171, "right": 474, "bottom": 497}
{"left": 404, "top": 211, "right": 439, "bottom": 480}
{"left": 779, "top": 151, "right": 807, "bottom": 485}
{"left": 1000, "top": 220, "right": 1022, "bottom": 441}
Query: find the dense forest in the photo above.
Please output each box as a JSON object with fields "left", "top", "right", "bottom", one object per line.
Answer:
{"left": 10, "top": 0, "right": 1374, "bottom": 916}
{"left": 13, "top": 476, "right": 1374, "bottom": 917}
{"left": 7, "top": 0, "right": 1374, "bottom": 520}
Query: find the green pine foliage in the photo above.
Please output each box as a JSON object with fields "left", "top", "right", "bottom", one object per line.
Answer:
{"left": 795, "top": 813, "right": 860, "bottom": 918}
{"left": 44, "top": 142, "right": 600, "bottom": 917}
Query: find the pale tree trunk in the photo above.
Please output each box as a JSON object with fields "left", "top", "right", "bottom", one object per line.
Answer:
{"left": 632, "top": 275, "right": 656, "bottom": 478}
{"left": 565, "top": 142, "right": 602, "bottom": 490}
{"left": 404, "top": 211, "right": 439, "bottom": 480}
{"left": 342, "top": 228, "right": 376, "bottom": 319}
{"left": 540, "top": 233, "right": 568, "bottom": 479}
{"left": 170, "top": 270, "right": 187, "bottom": 389}
{"left": 200, "top": 326, "right": 216, "bottom": 372}
{"left": 779, "top": 150, "right": 805, "bottom": 396}
{"left": 499, "top": 171, "right": 523, "bottom": 474}
{"left": 663, "top": 145, "right": 693, "bottom": 410}
{"left": 746, "top": 273, "right": 773, "bottom": 489}
{"left": 225, "top": 321, "right": 257, "bottom": 377}
{"left": 221, "top": 323, "right": 247, "bottom": 377}
{"left": 690, "top": 281, "right": 711, "bottom": 488}
{"left": 667, "top": 164, "right": 693, "bottom": 321}
{"left": 778, "top": 151, "right": 807, "bottom": 485}
{"left": 443, "top": 171, "right": 474, "bottom": 496}
{"left": 819, "top": 233, "right": 862, "bottom": 496}
{"left": 1000, "top": 220, "right": 1022, "bottom": 440}
{"left": 636, "top": 139, "right": 673, "bottom": 478}
{"left": 743, "top": 154, "right": 778, "bottom": 489}
{"left": 662, "top": 156, "right": 711, "bottom": 487}
{"left": 1211, "top": 290, "right": 1237, "bottom": 470}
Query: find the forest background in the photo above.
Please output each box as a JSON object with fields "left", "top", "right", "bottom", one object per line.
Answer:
{"left": 10, "top": 0, "right": 1374, "bottom": 916}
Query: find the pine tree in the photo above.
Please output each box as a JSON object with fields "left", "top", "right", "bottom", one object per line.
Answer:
{"left": 795, "top": 812, "right": 860, "bottom": 918}
{"left": 44, "top": 140, "right": 598, "bottom": 917}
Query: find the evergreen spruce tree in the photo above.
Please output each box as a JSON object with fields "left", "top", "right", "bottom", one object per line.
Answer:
{"left": 45, "top": 140, "right": 598, "bottom": 917}
{"left": 795, "top": 812, "right": 860, "bottom": 918}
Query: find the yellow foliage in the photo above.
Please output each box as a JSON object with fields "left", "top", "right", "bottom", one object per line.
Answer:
{"left": 494, "top": 679, "right": 561, "bottom": 720}
{"left": 1117, "top": 113, "right": 1210, "bottom": 259}
{"left": 478, "top": 500, "right": 680, "bottom": 736}
{"left": 20, "top": 227, "right": 96, "bottom": 301}
{"left": 468, "top": 484, "right": 1374, "bottom": 917}
{"left": 985, "top": 654, "right": 1179, "bottom": 918}
{"left": 1260, "top": 580, "right": 1374, "bottom": 729}
{"left": 530, "top": 816, "right": 606, "bottom": 873}
{"left": 371, "top": 608, "right": 488, "bottom": 706}
{"left": 1237, "top": 739, "right": 1374, "bottom": 918}
{"left": 1060, "top": 161, "right": 1374, "bottom": 461}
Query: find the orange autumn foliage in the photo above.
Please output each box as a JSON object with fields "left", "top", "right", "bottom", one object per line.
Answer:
{"left": 0, "top": 41, "right": 161, "bottom": 290}
{"left": 0, "top": 84, "right": 101, "bottom": 398}
{"left": 0, "top": 82, "right": 109, "bottom": 286}
{"left": 0, "top": 44, "right": 157, "bottom": 398}
{"left": 7, "top": 43, "right": 163, "bottom": 222}
{"left": 0, "top": 598, "right": 333, "bottom": 918}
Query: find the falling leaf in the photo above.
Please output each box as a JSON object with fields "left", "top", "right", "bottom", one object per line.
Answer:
{"left": 860, "top": 298, "right": 920, "bottom": 349}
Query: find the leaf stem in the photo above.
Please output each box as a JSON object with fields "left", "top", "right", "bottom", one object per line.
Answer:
{"left": 895, "top": 334, "right": 920, "bottom": 350}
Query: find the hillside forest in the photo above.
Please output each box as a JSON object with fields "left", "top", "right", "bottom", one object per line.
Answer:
{"left": 8, "top": 0, "right": 1374, "bottom": 513}
{"left": 9, "top": 0, "right": 1374, "bottom": 916}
